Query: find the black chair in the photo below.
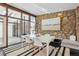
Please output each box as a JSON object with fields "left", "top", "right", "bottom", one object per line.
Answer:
{"left": 49, "top": 39, "right": 61, "bottom": 47}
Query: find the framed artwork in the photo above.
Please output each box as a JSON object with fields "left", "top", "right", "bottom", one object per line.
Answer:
{"left": 41, "top": 17, "right": 60, "bottom": 30}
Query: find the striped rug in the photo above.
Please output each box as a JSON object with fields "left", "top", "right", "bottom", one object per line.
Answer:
{"left": 1, "top": 42, "right": 70, "bottom": 56}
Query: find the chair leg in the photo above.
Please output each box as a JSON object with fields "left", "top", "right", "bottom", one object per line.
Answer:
{"left": 38, "top": 47, "right": 41, "bottom": 51}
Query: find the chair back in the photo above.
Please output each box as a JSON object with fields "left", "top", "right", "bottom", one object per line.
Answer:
{"left": 34, "top": 38, "right": 43, "bottom": 46}
{"left": 38, "top": 34, "right": 53, "bottom": 43}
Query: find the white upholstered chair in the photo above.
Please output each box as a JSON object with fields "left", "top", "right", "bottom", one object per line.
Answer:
{"left": 21, "top": 35, "right": 33, "bottom": 48}
{"left": 37, "top": 34, "right": 55, "bottom": 56}
{"left": 33, "top": 38, "right": 43, "bottom": 50}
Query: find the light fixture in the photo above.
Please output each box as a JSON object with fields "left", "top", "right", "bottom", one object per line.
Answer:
{"left": 58, "top": 13, "right": 63, "bottom": 17}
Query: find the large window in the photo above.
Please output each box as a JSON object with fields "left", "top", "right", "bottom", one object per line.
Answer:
{"left": 30, "top": 16, "right": 36, "bottom": 35}
{"left": 0, "top": 4, "right": 36, "bottom": 47}
{"left": 22, "top": 14, "right": 30, "bottom": 35}
{"left": 8, "top": 18, "right": 21, "bottom": 45}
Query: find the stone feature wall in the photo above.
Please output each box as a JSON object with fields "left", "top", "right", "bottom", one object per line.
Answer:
{"left": 76, "top": 7, "right": 79, "bottom": 41}
{"left": 36, "top": 9, "right": 76, "bottom": 39}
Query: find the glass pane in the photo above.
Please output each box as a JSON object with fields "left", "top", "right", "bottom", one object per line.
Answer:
{"left": 30, "top": 22, "right": 35, "bottom": 34}
{"left": 25, "top": 21, "right": 29, "bottom": 34}
{"left": 0, "top": 6, "right": 6, "bottom": 15}
{"left": 22, "top": 14, "right": 29, "bottom": 20}
{"left": 18, "top": 20, "right": 21, "bottom": 37}
{"left": 0, "top": 16, "right": 3, "bottom": 21}
{"left": 8, "top": 18, "right": 17, "bottom": 23}
{"left": 21, "top": 20, "right": 29, "bottom": 35}
{"left": 22, "top": 20, "right": 25, "bottom": 35}
{"left": 0, "top": 16, "right": 3, "bottom": 47}
{"left": 8, "top": 9, "right": 21, "bottom": 18}
{"left": 30, "top": 16, "right": 35, "bottom": 22}
{"left": 8, "top": 23, "right": 14, "bottom": 37}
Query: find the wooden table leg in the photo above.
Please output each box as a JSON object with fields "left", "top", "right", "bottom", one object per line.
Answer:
{"left": 47, "top": 43, "right": 49, "bottom": 56}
